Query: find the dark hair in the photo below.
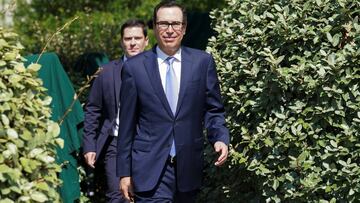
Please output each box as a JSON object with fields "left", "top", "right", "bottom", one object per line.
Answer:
{"left": 120, "top": 19, "right": 148, "bottom": 38}
{"left": 153, "top": 1, "right": 187, "bottom": 25}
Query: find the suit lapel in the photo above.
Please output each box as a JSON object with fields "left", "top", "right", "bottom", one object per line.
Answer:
{"left": 175, "top": 46, "right": 193, "bottom": 117}
{"left": 114, "top": 58, "right": 123, "bottom": 108}
{"left": 144, "top": 48, "right": 174, "bottom": 118}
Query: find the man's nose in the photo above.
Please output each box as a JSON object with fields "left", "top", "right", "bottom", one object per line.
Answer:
{"left": 130, "top": 38, "right": 136, "bottom": 45}
{"left": 166, "top": 25, "right": 175, "bottom": 33}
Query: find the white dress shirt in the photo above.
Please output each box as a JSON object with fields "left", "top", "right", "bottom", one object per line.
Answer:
{"left": 113, "top": 56, "right": 127, "bottom": 136}
{"left": 156, "top": 46, "right": 182, "bottom": 95}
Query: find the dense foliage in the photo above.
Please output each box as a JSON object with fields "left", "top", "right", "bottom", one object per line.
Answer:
{"left": 13, "top": 0, "right": 227, "bottom": 71}
{"left": 0, "top": 28, "right": 62, "bottom": 202}
{"left": 206, "top": 0, "right": 360, "bottom": 202}
{"left": 14, "top": 0, "right": 159, "bottom": 70}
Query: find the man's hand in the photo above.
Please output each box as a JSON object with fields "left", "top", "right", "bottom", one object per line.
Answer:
{"left": 120, "top": 176, "right": 134, "bottom": 202}
{"left": 214, "top": 141, "right": 228, "bottom": 166}
{"left": 84, "top": 152, "right": 96, "bottom": 168}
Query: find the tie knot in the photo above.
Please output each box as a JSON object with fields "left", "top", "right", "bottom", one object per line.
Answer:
{"left": 165, "top": 57, "right": 175, "bottom": 65}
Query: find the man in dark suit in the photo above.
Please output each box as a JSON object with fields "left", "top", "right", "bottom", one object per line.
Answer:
{"left": 83, "top": 19, "right": 148, "bottom": 202}
{"left": 117, "top": 1, "right": 230, "bottom": 202}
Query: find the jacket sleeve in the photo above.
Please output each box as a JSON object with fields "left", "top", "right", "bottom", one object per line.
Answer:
{"left": 82, "top": 70, "right": 104, "bottom": 153}
{"left": 116, "top": 63, "right": 137, "bottom": 177}
{"left": 204, "top": 54, "right": 230, "bottom": 145}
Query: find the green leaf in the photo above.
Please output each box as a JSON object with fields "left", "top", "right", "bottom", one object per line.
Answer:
{"left": 298, "top": 151, "right": 308, "bottom": 163}
{"left": 330, "top": 140, "right": 337, "bottom": 148}
{"left": 274, "top": 4, "right": 282, "bottom": 11}
{"left": 0, "top": 198, "right": 14, "bottom": 203}
{"left": 318, "top": 140, "right": 326, "bottom": 147}
{"left": 6, "top": 129, "right": 18, "bottom": 139}
{"left": 0, "top": 164, "right": 12, "bottom": 173}
{"left": 349, "top": 188, "right": 355, "bottom": 196}
{"left": 27, "top": 63, "right": 41, "bottom": 72}
{"left": 0, "top": 38, "right": 8, "bottom": 47}
{"left": 18, "top": 196, "right": 30, "bottom": 202}
{"left": 317, "top": 67, "right": 326, "bottom": 77}
{"left": 55, "top": 138, "right": 64, "bottom": 149}
{"left": 338, "top": 160, "right": 347, "bottom": 167}
{"left": 36, "top": 182, "right": 50, "bottom": 191}
{"left": 327, "top": 54, "right": 336, "bottom": 66}
{"left": 332, "top": 34, "right": 341, "bottom": 47}
{"left": 272, "top": 179, "right": 279, "bottom": 191}
{"left": 30, "top": 191, "right": 48, "bottom": 202}
{"left": 46, "top": 122, "right": 60, "bottom": 138}
{"left": 3, "top": 52, "right": 17, "bottom": 61}
{"left": 9, "top": 74, "right": 23, "bottom": 84}
{"left": 275, "top": 55, "right": 285, "bottom": 65}
{"left": 264, "top": 137, "right": 274, "bottom": 147}
{"left": 20, "top": 158, "right": 32, "bottom": 173}
{"left": 274, "top": 112, "right": 286, "bottom": 119}
{"left": 326, "top": 32, "right": 333, "bottom": 43}
{"left": 1, "top": 114, "right": 9, "bottom": 126}
{"left": 1, "top": 188, "right": 11, "bottom": 195}
{"left": 253, "top": 15, "right": 261, "bottom": 21}
{"left": 29, "top": 148, "right": 44, "bottom": 158}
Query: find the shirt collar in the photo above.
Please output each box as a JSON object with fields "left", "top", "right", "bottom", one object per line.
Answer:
{"left": 123, "top": 55, "right": 128, "bottom": 62}
{"left": 156, "top": 46, "right": 181, "bottom": 64}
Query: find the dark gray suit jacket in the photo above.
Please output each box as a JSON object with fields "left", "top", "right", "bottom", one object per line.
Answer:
{"left": 83, "top": 58, "right": 123, "bottom": 159}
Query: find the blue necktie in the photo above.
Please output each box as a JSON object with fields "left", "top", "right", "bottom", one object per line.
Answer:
{"left": 165, "top": 57, "right": 178, "bottom": 157}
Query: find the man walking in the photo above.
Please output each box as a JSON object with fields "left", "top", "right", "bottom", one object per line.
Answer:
{"left": 83, "top": 19, "right": 149, "bottom": 202}
{"left": 117, "top": 2, "right": 229, "bottom": 202}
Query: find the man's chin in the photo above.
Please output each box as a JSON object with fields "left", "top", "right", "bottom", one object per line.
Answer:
{"left": 128, "top": 52, "right": 140, "bottom": 57}
{"left": 163, "top": 42, "right": 179, "bottom": 48}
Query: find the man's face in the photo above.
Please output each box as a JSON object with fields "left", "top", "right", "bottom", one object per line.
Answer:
{"left": 154, "top": 7, "right": 186, "bottom": 56}
{"left": 121, "top": 26, "right": 149, "bottom": 57}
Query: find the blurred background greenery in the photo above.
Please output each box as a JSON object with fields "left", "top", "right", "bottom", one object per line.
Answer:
{"left": 13, "top": 0, "right": 226, "bottom": 72}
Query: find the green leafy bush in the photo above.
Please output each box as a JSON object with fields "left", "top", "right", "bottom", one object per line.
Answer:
{"left": 207, "top": 0, "right": 360, "bottom": 202}
{"left": 0, "top": 28, "right": 62, "bottom": 202}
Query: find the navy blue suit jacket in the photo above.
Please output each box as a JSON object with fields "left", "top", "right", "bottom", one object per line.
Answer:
{"left": 83, "top": 59, "right": 123, "bottom": 159}
{"left": 116, "top": 46, "right": 229, "bottom": 192}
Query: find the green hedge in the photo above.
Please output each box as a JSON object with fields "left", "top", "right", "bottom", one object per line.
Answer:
{"left": 0, "top": 28, "right": 62, "bottom": 202}
{"left": 206, "top": 0, "right": 360, "bottom": 202}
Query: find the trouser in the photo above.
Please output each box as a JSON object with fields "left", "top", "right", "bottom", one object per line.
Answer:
{"left": 134, "top": 158, "right": 198, "bottom": 203}
{"left": 104, "top": 136, "right": 127, "bottom": 203}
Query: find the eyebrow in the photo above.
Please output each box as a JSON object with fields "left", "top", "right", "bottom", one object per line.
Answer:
{"left": 123, "top": 36, "right": 144, "bottom": 39}
{"left": 157, "top": 21, "right": 182, "bottom": 23}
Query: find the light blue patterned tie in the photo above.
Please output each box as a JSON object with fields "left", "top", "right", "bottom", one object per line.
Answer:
{"left": 165, "top": 57, "right": 178, "bottom": 157}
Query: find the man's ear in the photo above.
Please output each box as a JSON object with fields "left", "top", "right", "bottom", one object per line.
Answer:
{"left": 145, "top": 36, "right": 149, "bottom": 47}
{"left": 182, "top": 24, "right": 187, "bottom": 35}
